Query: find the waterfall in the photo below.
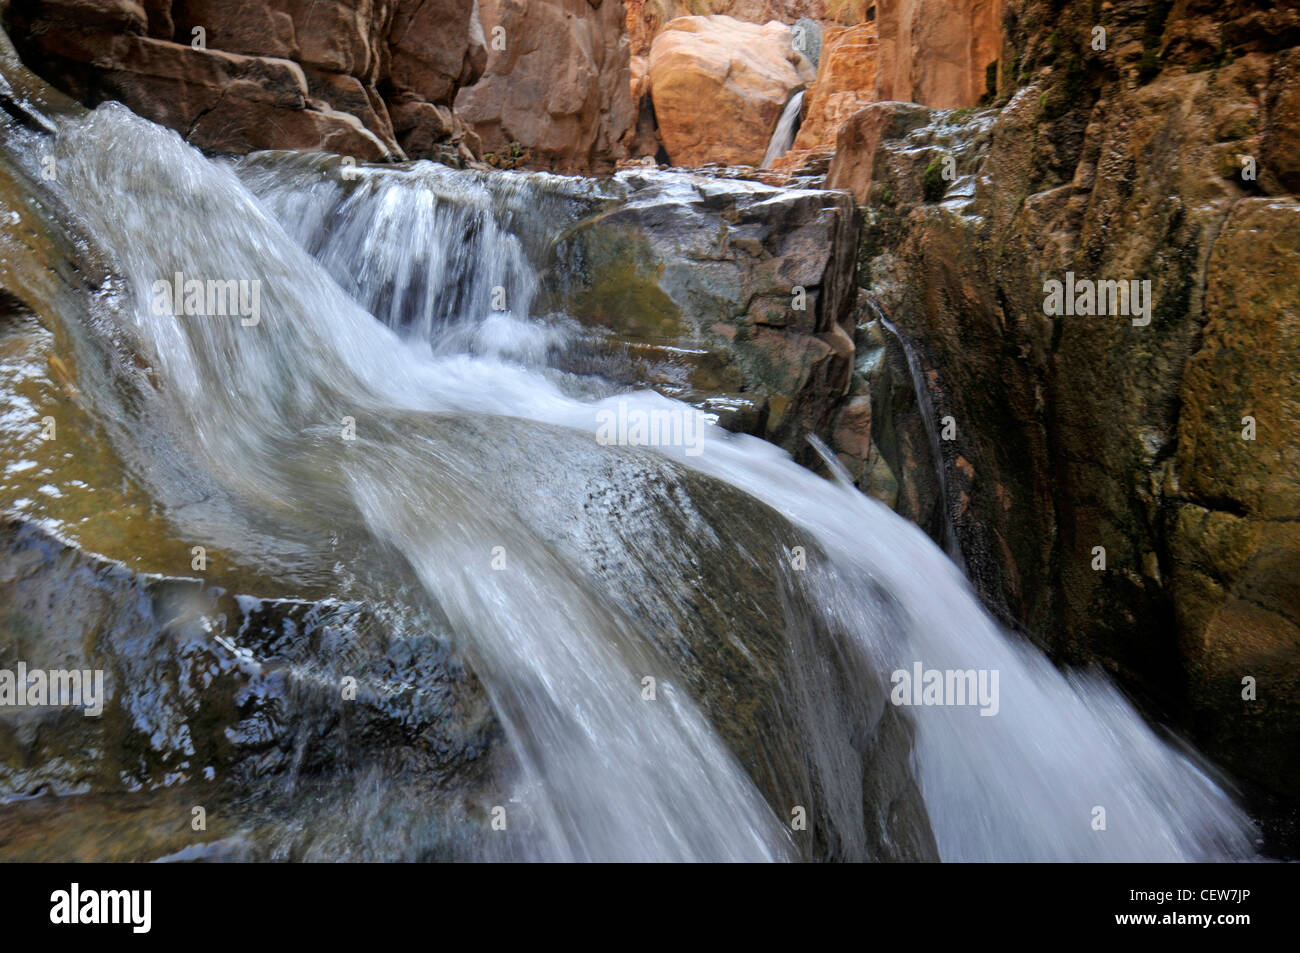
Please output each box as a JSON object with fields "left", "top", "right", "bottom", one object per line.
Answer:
{"left": 1, "top": 101, "right": 1258, "bottom": 861}
{"left": 877, "top": 311, "right": 967, "bottom": 570}
{"left": 762, "top": 90, "right": 804, "bottom": 169}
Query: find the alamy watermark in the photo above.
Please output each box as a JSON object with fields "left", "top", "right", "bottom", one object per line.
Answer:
{"left": 1042, "top": 272, "right": 1151, "bottom": 326}
{"left": 0, "top": 663, "right": 104, "bottom": 716}
{"left": 50, "top": 883, "right": 150, "bottom": 933}
{"left": 595, "top": 399, "right": 719, "bottom": 457}
{"left": 151, "top": 271, "right": 261, "bottom": 326}
{"left": 890, "top": 662, "right": 1000, "bottom": 716}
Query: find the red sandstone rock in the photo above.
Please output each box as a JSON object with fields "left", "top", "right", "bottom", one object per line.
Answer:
{"left": 453, "top": 0, "right": 635, "bottom": 174}
{"left": 874, "top": 0, "right": 1003, "bottom": 109}
{"left": 648, "top": 15, "right": 815, "bottom": 167}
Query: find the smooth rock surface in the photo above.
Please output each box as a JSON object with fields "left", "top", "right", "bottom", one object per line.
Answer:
{"left": 648, "top": 15, "right": 815, "bottom": 167}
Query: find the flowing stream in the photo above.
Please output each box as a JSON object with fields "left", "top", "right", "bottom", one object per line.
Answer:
{"left": 0, "top": 99, "right": 1260, "bottom": 862}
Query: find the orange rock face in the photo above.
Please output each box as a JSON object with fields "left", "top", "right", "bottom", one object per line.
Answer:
{"left": 769, "top": 21, "right": 878, "bottom": 173}
{"left": 453, "top": 0, "right": 636, "bottom": 174}
{"left": 649, "top": 15, "right": 815, "bottom": 167}
{"left": 3, "top": 0, "right": 490, "bottom": 162}
{"left": 627, "top": 2, "right": 847, "bottom": 56}
{"left": 874, "top": 0, "right": 1003, "bottom": 109}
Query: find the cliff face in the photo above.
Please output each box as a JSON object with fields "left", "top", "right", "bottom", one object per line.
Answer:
{"left": 1, "top": 0, "right": 485, "bottom": 161}
{"left": 824, "top": 0, "right": 1300, "bottom": 847}
{"left": 875, "top": 0, "right": 1004, "bottom": 108}
{"left": 1, "top": 0, "right": 635, "bottom": 173}
{"left": 454, "top": 0, "right": 635, "bottom": 174}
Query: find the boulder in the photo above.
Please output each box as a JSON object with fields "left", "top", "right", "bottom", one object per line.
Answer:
{"left": 543, "top": 169, "right": 859, "bottom": 455}
{"left": 648, "top": 15, "right": 815, "bottom": 167}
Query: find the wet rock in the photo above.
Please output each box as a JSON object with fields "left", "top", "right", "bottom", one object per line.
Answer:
{"left": 826, "top": 0, "right": 1300, "bottom": 849}
{"left": 543, "top": 169, "right": 859, "bottom": 456}
{"left": 1, "top": 90, "right": 937, "bottom": 858}
{"left": 0, "top": 516, "right": 497, "bottom": 798}
{"left": 435, "top": 413, "right": 940, "bottom": 861}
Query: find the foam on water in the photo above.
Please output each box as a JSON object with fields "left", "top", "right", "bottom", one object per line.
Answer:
{"left": 19, "top": 103, "right": 1258, "bottom": 861}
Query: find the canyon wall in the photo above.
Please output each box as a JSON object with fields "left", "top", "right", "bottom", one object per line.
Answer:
{"left": 626, "top": 1, "right": 848, "bottom": 58}
{"left": 1, "top": 0, "right": 636, "bottom": 172}
{"left": 874, "top": 0, "right": 1004, "bottom": 108}
{"left": 454, "top": 0, "right": 636, "bottom": 174}
{"left": 2, "top": 0, "right": 474, "bottom": 161}
{"left": 823, "top": 0, "right": 1300, "bottom": 848}
{"left": 638, "top": 0, "right": 1003, "bottom": 171}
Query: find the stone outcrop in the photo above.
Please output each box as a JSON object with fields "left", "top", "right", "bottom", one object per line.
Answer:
{"left": 770, "top": 21, "right": 879, "bottom": 174}
{"left": 542, "top": 169, "right": 858, "bottom": 456}
{"left": 648, "top": 15, "right": 815, "bottom": 167}
{"left": 821, "top": 0, "right": 1300, "bottom": 850}
{"left": 453, "top": 0, "right": 635, "bottom": 174}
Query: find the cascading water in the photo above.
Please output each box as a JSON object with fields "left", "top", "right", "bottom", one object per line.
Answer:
{"left": 763, "top": 90, "right": 805, "bottom": 169}
{"left": 874, "top": 307, "right": 967, "bottom": 570}
{"left": 1, "top": 99, "right": 1259, "bottom": 861}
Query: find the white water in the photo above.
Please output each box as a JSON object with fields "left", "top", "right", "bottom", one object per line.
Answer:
{"left": 762, "top": 90, "right": 805, "bottom": 169}
{"left": 23, "top": 103, "right": 1257, "bottom": 861}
